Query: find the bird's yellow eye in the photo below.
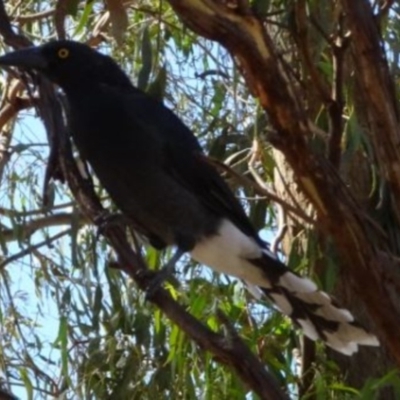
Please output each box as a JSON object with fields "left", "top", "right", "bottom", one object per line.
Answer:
{"left": 57, "top": 48, "right": 69, "bottom": 59}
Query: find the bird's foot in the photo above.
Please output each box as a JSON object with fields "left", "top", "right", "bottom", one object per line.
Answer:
{"left": 145, "top": 249, "right": 184, "bottom": 299}
{"left": 94, "top": 212, "right": 127, "bottom": 236}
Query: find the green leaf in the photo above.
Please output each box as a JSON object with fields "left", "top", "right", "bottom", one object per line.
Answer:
{"left": 137, "top": 27, "right": 153, "bottom": 90}
{"left": 147, "top": 66, "right": 167, "bottom": 101}
{"left": 92, "top": 285, "right": 103, "bottom": 329}
{"left": 73, "top": 1, "right": 94, "bottom": 35}
{"left": 54, "top": 316, "right": 70, "bottom": 383}
{"left": 19, "top": 367, "right": 34, "bottom": 400}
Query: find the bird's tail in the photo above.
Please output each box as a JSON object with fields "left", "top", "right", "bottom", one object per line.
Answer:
{"left": 190, "top": 219, "right": 378, "bottom": 354}
{"left": 249, "top": 249, "right": 379, "bottom": 355}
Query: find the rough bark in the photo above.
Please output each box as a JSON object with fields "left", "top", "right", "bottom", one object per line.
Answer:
{"left": 166, "top": 0, "right": 400, "bottom": 366}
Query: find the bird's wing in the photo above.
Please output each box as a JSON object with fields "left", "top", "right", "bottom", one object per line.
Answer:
{"left": 116, "top": 88, "right": 379, "bottom": 355}
{"left": 123, "top": 88, "right": 260, "bottom": 241}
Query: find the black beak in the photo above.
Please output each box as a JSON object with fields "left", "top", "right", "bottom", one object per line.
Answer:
{"left": 0, "top": 47, "right": 47, "bottom": 70}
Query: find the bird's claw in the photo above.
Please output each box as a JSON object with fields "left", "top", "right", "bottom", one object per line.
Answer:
{"left": 94, "top": 212, "right": 127, "bottom": 237}
{"left": 144, "top": 249, "right": 184, "bottom": 299}
{"left": 144, "top": 266, "right": 175, "bottom": 300}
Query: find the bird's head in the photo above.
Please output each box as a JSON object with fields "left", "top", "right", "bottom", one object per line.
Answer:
{"left": 0, "top": 40, "right": 132, "bottom": 90}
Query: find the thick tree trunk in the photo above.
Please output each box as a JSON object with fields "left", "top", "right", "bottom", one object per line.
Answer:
{"left": 166, "top": 0, "right": 400, "bottom": 370}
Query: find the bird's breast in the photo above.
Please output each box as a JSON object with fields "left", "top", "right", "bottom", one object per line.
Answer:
{"left": 67, "top": 93, "right": 159, "bottom": 166}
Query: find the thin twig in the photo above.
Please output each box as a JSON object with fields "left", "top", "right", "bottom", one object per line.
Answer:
{"left": 13, "top": 9, "right": 55, "bottom": 24}
{"left": 328, "top": 12, "right": 349, "bottom": 168}
{"left": 0, "top": 228, "right": 71, "bottom": 270}
{"left": 270, "top": 204, "right": 288, "bottom": 254}
{"left": 54, "top": 0, "right": 69, "bottom": 40}
{"left": 294, "top": 0, "right": 331, "bottom": 104}
{"left": 204, "top": 155, "right": 315, "bottom": 225}
{"left": 0, "top": 201, "right": 75, "bottom": 217}
{"left": 0, "top": 212, "right": 86, "bottom": 243}
{"left": 0, "top": 1, "right": 31, "bottom": 48}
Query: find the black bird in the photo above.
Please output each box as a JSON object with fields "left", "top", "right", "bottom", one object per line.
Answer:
{"left": 0, "top": 41, "right": 379, "bottom": 354}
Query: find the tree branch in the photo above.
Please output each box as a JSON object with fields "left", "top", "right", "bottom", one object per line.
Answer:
{"left": 294, "top": 0, "right": 331, "bottom": 105}
{"left": 327, "top": 12, "right": 348, "bottom": 168}
{"left": 54, "top": 0, "right": 69, "bottom": 40}
{"left": 0, "top": 1, "right": 31, "bottom": 48}
{"left": 165, "top": 0, "right": 400, "bottom": 365}
{"left": 0, "top": 228, "right": 71, "bottom": 270}
{"left": 0, "top": 212, "right": 86, "bottom": 243}
{"left": 341, "top": 0, "right": 400, "bottom": 216}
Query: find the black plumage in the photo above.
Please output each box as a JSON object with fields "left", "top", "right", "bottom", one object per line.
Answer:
{"left": 0, "top": 41, "right": 379, "bottom": 354}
